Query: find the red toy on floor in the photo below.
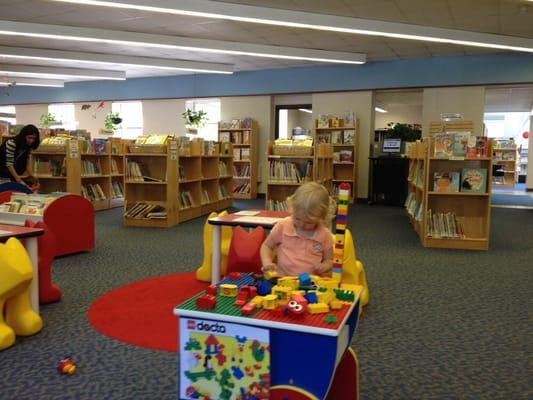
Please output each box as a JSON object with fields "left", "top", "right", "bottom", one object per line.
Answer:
{"left": 25, "top": 220, "right": 62, "bottom": 304}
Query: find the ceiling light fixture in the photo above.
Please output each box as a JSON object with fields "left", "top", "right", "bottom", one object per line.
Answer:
{"left": 0, "top": 77, "right": 64, "bottom": 87}
{"left": 50, "top": 0, "right": 533, "bottom": 53}
{"left": 298, "top": 109, "right": 312, "bottom": 113}
{"left": 0, "top": 21, "right": 366, "bottom": 64}
{"left": 0, "top": 64, "right": 126, "bottom": 80}
{"left": 375, "top": 107, "right": 388, "bottom": 113}
{"left": 0, "top": 46, "right": 233, "bottom": 74}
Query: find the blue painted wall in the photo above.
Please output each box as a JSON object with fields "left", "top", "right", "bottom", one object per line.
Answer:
{"left": 1, "top": 53, "right": 532, "bottom": 105}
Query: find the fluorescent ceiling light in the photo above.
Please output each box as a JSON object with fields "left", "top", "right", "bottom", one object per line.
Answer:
{"left": 0, "top": 64, "right": 126, "bottom": 80}
{"left": 0, "top": 46, "right": 233, "bottom": 74}
{"left": 50, "top": 0, "right": 533, "bottom": 53}
{"left": 0, "top": 77, "right": 64, "bottom": 87}
{"left": 0, "top": 21, "right": 366, "bottom": 65}
{"left": 298, "top": 108, "right": 312, "bottom": 113}
{"left": 375, "top": 107, "right": 388, "bottom": 113}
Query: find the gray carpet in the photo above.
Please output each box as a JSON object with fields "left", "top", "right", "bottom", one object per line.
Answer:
{"left": 0, "top": 201, "right": 532, "bottom": 400}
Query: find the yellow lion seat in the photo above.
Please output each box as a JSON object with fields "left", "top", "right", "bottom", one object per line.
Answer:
{"left": 0, "top": 238, "right": 43, "bottom": 351}
{"left": 196, "top": 210, "right": 233, "bottom": 282}
{"left": 337, "top": 228, "right": 370, "bottom": 306}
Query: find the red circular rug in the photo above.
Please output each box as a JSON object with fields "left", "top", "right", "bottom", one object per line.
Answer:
{"left": 87, "top": 272, "right": 209, "bottom": 352}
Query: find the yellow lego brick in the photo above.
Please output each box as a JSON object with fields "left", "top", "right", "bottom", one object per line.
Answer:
{"left": 277, "top": 276, "right": 299, "bottom": 290}
{"left": 335, "top": 224, "right": 347, "bottom": 231}
{"left": 335, "top": 234, "right": 344, "bottom": 243}
{"left": 340, "top": 283, "right": 362, "bottom": 295}
{"left": 291, "top": 290, "right": 305, "bottom": 296}
{"left": 333, "top": 257, "right": 342, "bottom": 264}
{"left": 338, "top": 204, "right": 348, "bottom": 211}
{"left": 262, "top": 294, "right": 278, "bottom": 310}
{"left": 264, "top": 270, "right": 278, "bottom": 280}
{"left": 316, "top": 278, "right": 339, "bottom": 290}
{"left": 272, "top": 285, "right": 291, "bottom": 305}
{"left": 317, "top": 290, "right": 334, "bottom": 304}
{"left": 251, "top": 296, "right": 264, "bottom": 307}
{"left": 219, "top": 284, "right": 238, "bottom": 297}
{"left": 329, "top": 299, "right": 342, "bottom": 310}
{"left": 307, "top": 303, "right": 330, "bottom": 314}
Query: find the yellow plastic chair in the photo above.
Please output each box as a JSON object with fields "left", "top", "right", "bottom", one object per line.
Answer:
{"left": 0, "top": 238, "right": 43, "bottom": 351}
{"left": 196, "top": 210, "right": 233, "bottom": 282}
{"left": 335, "top": 229, "right": 370, "bottom": 306}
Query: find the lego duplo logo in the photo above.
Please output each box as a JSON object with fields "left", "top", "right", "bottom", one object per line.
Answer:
{"left": 187, "top": 320, "right": 196, "bottom": 329}
{"left": 193, "top": 321, "right": 227, "bottom": 333}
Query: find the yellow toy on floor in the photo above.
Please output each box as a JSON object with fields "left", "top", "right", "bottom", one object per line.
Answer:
{"left": 196, "top": 210, "right": 233, "bottom": 282}
{"left": 0, "top": 238, "right": 43, "bottom": 351}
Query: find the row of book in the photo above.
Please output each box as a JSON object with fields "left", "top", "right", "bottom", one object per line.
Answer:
{"left": 266, "top": 199, "right": 289, "bottom": 212}
{"left": 233, "top": 147, "right": 250, "bottom": 161}
{"left": 233, "top": 165, "right": 251, "bottom": 178}
{"left": 81, "top": 184, "right": 106, "bottom": 202}
{"left": 493, "top": 152, "right": 516, "bottom": 161}
{"left": 234, "top": 182, "right": 251, "bottom": 195}
{"left": 111, "top": 181, "right": 124, "bottom": 198}
{"left": 219, "top": 130, "right": 251, "bottom": 145}
{"left": 82, "top": 159, "right": 102, "bottom": 176}
{"left": 408, "top": 162, "right": 425, "bottom": 188}
{"left": 426, "top": 209, "right": 465, "bottom": 239}
{"left": 0, "top": 193, "right": 58, "bottom": 215}
{"left": 268, "top": 160, "right": 313, "bottom": 183}
{"left": 404, "top": 192, "right": 423, "bottom": 221}
{"left": 126, "top": 161, "right": 164, "bottom": 182}
{"left": 434, "top": 133, "right": 489, "bottom": 158}
{"left": 433, "top": 168, "right": 487, "bottom": 193}
{"left": 218, "top": 161, "right": 230, "bottom": 176}
{"left": 316, "top": 112, "right": 355, "bottom": 129}
{"left": 134, "top": 134, "right": 173, "bottom": 146}
{"left": 34, "top": 158, "right": 66, "bottom": 177}
{"left": 219, "top": 118, "right": 254, "bottom": 130}
{"left": 124, "top": 202, "right": 167, "bottom": 219}
{"left": 316, "top": 130, "right": 355, "bottom": 145}
{"left": 110, "top": 158, "right": 121, "bottom": 174}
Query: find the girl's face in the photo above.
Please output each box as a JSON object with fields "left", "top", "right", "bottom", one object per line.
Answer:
{"left": 25, "top": 134, "right": 37, "bottom": 146}
{"left": 293, "top": 215, "right": 318, "bottom": 232}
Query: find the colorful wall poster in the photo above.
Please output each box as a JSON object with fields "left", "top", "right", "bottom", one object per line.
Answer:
{"left": 179, "top": 317, "right": 270, "bottom": 400}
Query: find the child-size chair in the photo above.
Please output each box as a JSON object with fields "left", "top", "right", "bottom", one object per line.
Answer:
{"left": 0, "top": 238, "right": 43, "bottom": 351}
{"left": 225, "top": 226, "right": 266, "bottom": 276}
{"left": 25, "top": 220, "right": 62, "bottom": 304}
{"left": 196, "top": 210, "right": 233, "bottom": 282}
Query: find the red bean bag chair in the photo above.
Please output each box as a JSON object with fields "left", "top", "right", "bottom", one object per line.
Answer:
{"left": 25, "top": 220, "right": 62, "bottom": 304}
{"left": 225, "top": 226, "right": 266, "bottom": 276}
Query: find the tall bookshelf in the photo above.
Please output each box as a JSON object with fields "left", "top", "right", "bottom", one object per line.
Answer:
{"left": 123, "top": 138, "right": 234, "bottom": 227}
{"left": 218, "top": 119, "right": 258, "bottom": 199}
{"left": 406, "top": 134, "right": 492, "bottom": 251}
{"left": 315, "top": 112, "right": 357, "bottom": 203}
{"left": 492, "top": 138, "right": 518, "bottom": 187}
{"left": 109, "top": 138, "right": 126, "bottom": 208}
{"left": 265, "top": 140, "right": 333, "bottom": 211}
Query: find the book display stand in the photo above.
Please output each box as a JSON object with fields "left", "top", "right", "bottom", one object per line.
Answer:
{"left": 406, "top": 132, "right": 493, "bottom": 251}
{"left": 218, "top": 118, "right": 258, "bottom": 199}
{"left": 492, "top": 138, "right": 518, "bottom": 187}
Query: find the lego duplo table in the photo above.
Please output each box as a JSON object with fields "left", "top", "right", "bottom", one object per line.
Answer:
{"left": 173, "top": 273, "right": 361, "bottom": 400}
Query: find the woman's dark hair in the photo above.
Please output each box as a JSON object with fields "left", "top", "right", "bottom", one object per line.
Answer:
{"left": 15, "top": 124, "right": 41, "bottom": 150}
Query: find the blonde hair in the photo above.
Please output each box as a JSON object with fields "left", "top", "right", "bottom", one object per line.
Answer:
{"left": 287, "top": 182, "right": 336, "bottom": 224}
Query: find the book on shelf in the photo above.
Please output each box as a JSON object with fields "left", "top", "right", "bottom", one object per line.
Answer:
{"left": 343, "top": 130, "right": 355, "bottom": 144}
{"left": 317, "top": 114, "right": 329, "bottom": 128}
{"left": 339, "top": 150, "right": 353, "bottom": 162}
{"left": 231, "top": 119, "right": 241, "bottom": 129}
{"left": 219, "top": 131, "right": 231, "bottom": 142}
{"left": 317, "top": 133, "right": 330, "bottom": 144}
{"left": 180, "top": 191, "right": 195, "bottom": 208}
{"left": 426, "top": 209, "right": 465, "bottom": 239}
{"left": 234, "top": 182, "right": 251, "bottom": 194}
{"left": 331, "top": 131, "right": 343, "bottom": 144}
{"left": 434, "top": 133, "right": 454, "bottom": 157}
{"left": 460, "top": 168, "right": 487, "bottom": 193}
{"left": 240, "top": 148, "right": 250, "bottom": 160}
{"left": 233, "top": 148, "right": 241, "bottom": 161}
{"left": 433, "top": 172, "right": 460, "bottom": 192}
{"left": 242, "top": 130, "right": 251, "bottom": 145}
{"left": 333, "top": 152, "right": 341, "bottom": 162}
{"left": 450, "top": 132, "right": 471, "bottom": 157}
{"left": 231, "top": 131, "right": 242, "bottom": 144}
{"left": 343, "top": 111, "right": 355, "bottom": 127}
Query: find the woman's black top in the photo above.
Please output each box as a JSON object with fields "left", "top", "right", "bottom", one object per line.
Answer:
{"left": 0, "top": 138, "right": 32, "bottom": 180}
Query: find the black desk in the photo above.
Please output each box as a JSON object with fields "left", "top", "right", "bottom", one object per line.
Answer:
{"left": 368, "top": 156, "right": 409, "bottom": 206}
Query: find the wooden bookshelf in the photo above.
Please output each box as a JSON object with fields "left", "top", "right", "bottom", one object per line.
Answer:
{"left": 406, "top": 135, "right": 492, "bottom": 251}
{"left": 492, "top": 139, "right": 518, "bottom": 187}
{"left": 315, "top": 113, "right": 357, "bottom": 203}
{"left": 109, "top": 138, "right": 126, "bottom": 208}
{"left": 218, "top": 119, "right": 258, "bottom": 199}
{"left": 123, "top": 139, "right": 234, "bottom": 227}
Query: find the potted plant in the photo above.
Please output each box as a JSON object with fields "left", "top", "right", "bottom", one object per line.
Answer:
{"left": 40, "top": 112, "right": 58, "bottom": 129}
{"left": 104, "top": 112, "right": 122, "bottom": 134}
{"left": 182, "top": 109, "right": 208, "bottom": 134}
{"left": 384, "top": 122, "right": 422, "bottom": 153}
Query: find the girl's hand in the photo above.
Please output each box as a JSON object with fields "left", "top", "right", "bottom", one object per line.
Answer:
{"left": 315, "top": 262, "right": 332, "bottom": 275}
{"left": 261, "top": 263, "right": 277, "bottom": 273}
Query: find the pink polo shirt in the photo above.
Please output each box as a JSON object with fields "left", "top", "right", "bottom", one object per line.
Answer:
{"left": 264, "top": 216, "right": 333, "bottom": 277}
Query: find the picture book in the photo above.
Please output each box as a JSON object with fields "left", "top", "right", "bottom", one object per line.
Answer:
{"left": 219, "top": 131, "right": 230, "bottom": 142}
{"left": 343, "top": 111, "right": 355, "bottom": 127}
{"left": 339, "top": 149, "right": 353, "bottom": 162}
{"left": 450, "top": 131, "right": 470, "bottom": 157}
{"left": 433, "top": 172, "right": 460, "bottom": 193}
{"left": 434, "top": 133, "right": 454, "bottom": 157}
{"left": 466, "top": 136, "right": 489, "bottom": 158}
{"left": 331, "top": 130, "right": 343, "bottom": 144}
{"left": 343, "top": 130, "right": 355, "bottom": 144}
{"left": 316, "top": 133, "right": 330, "bottom": 144}
{"left": 460, "top": 168, "right": 487, "bottom": 193}
{"left": 317, "top": 114, "right": 330, "bottom": 128}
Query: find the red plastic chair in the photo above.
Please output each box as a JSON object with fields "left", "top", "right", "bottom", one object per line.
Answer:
{"left": 25, "top": 220, "right": 62, "bottom": 304}
{"left": 225, "top": 226, "right": 266, "bottom": 276}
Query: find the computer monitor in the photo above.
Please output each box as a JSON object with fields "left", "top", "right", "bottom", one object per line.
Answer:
{"left": 382, "top": 138, "right": 402, "bottom": 154}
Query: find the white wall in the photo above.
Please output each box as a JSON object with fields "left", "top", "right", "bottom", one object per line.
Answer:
{"left": 15, "top": 104, "right": 47, "bottom": 127}
{"left": 142, "top": 99, "right": 187, "bottom": 135}
{"left": 528, "top": 116, "right": 533, "bottom": 190}
{"left": 220, "top": 96, "right": 272, "bottom": 193}
{"left": 312, "top": 91, "right": 374, "bottom": 199}
{"left": 375, "top": 104, "right": 422, "bottom": 129}
{"left": 422, "top": 87, "right": 485, "bottom": 136}
{"left": 75, "top": 101, "right": 112, "bottom": 138}
{"left": 272, "top": 94, "right": 312, "bottom": 106}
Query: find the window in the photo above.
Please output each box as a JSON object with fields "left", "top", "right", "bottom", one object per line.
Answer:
{"left": 112, "top": 102, "right": 143, "bottom": 139}
{"left": 185, "top": 98, "right": 220, "bottom": 141}
{"left": 0, "top": 106, "right": 16, "bottom": 125}
{"left": 48, "top": 103, "right": 77, "bottom": 130}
